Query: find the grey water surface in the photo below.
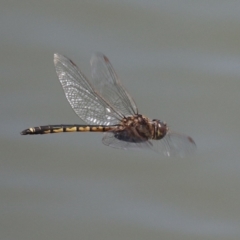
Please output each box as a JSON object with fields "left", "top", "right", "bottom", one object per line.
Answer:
{"left": 1, "top": 1, "right": 240, "bottom": 239}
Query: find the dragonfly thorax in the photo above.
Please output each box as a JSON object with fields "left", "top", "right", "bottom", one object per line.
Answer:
{"left": 119, "top": 114, "right": 153, "bottom": 140}
{"left": 119, "top": 115, "right": 168, "bottom": 141}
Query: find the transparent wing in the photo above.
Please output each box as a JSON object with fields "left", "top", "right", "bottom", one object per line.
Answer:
{"left": 151, "top": 132, "right": 196, "bottom": 157}
{"left": 102, "top": 131, "right": 154, "bottom": 151}
{"left": 103, "top": 130, "right": 196, "bottom": 157}
{"left": 54, "top": 53, "right": 122, "bottom": 125}
{"left": 90, "top": 52, "right": 138, "bottom": 117}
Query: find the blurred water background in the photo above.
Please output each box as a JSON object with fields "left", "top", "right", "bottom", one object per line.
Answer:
{"left": 1, "top": 1, "right": 240, "bottom": 239}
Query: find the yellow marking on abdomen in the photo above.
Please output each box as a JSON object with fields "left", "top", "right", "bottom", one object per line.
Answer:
{"left": 29, "top": 128, "right": 35, "bottom": 133}
{"left": 90, "top": 126, "right": 105, "bottom": 132}
{"left": 65, "top": 127, "right": 78, "bottom": 132}
{"left": 44, "top": 130, "right": 51, "bottom": 134}
{"left": 79, "top": 126, "right": 90, "bottom": 132}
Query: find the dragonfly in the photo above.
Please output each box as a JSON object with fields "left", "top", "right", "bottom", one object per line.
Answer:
{"left": 21, "top": 53, "right": 196, "bottom": 157}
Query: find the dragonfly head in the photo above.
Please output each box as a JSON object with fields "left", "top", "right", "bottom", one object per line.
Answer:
{"left": 152, "top": 119, "right": 169, "bottom": 140}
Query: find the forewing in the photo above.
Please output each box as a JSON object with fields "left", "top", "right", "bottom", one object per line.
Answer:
{"left": 151, "top": 132, "right": 196, "bottom": 157}
{"left": 90, "top": 52, "right": 138, "bottom": 117}
{"left": 54, "top": 53, "right": 121, "bottom": 125}
{"left": 103, "top": 130, "right": 196, "bottom": 157}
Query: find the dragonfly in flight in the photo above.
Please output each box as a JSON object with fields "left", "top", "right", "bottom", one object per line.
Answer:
{"left": 21, "top": 53, "right": 196, "bottom": 157}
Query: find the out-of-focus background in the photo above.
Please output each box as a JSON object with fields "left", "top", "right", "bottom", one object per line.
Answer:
{"left": 1, "top": 1, "right": 240, "bottom": 239}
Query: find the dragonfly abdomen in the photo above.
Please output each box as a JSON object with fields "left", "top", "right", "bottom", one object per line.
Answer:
{"left": 21, "top": 124, "right": 113, "bottom": 135}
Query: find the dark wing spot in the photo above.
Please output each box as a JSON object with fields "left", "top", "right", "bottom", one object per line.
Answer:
{"left": 103, "top": 55, "right": 110, "bottom": 63}
{"left": 69, "top": 59, "right": 77, "bottom": 67}
{"left": 188, "top": 136, "right": 196, "bottom": 145}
